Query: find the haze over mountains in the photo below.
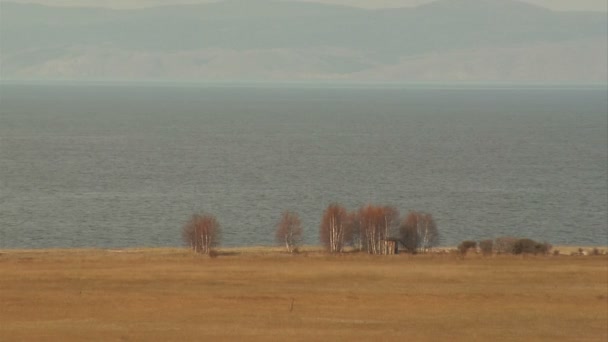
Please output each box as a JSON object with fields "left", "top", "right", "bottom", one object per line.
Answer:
{"left": 1, "top": 0, "right": 606, "bottom": 82}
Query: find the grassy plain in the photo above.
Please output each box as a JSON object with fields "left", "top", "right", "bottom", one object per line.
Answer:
{"left": 0, "top": 247, "right": 606, "bottom": 341}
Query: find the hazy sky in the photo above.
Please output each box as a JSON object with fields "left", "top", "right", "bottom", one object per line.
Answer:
{"left": 3, "top": 0, "right": 607, "bottom": 12}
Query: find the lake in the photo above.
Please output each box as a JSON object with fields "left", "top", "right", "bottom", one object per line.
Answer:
{"left": 0, "top": 83, "right": 606, "bottom": 248}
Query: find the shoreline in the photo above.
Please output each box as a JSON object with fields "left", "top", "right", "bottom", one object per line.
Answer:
{"left": 1, "top": 245, "right": 605, "bottom": 256}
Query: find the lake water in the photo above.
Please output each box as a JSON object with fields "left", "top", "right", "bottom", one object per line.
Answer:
{"left": 0, "top": 83, "right": 606, "bottom": 248}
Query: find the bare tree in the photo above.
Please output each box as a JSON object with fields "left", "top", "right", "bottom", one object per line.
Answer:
{"left": 381, "top": 205, "right": 399, "bottom": 244}
{"left": 399, "top": 211, "right": 439, "bottom": 253}
{"left": 182, "top": 214, "right": 220, "bottom": 254}
{"left": 319, "top": 203, "right": 348, "bottom": 253}
{"left": 359, "top": 205, "right": 379, "bottom": 254}
{"left": 417, "top": 212, "right": 438, "bottom": 252}
{"left": 275, "top": 210, "right": 302, "bottom": 253}
{"left": 345, "top": 210, "right": 362, "bottom": 251}
{"left": 358, "top": 205, "right": 399, "bottom": 254}
{"left": 400, "top": 212, "right": 419, "bottom": 253}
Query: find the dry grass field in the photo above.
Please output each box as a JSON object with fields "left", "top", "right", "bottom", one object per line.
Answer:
{"left": 1, "top": 247, "right": 606, "bottom": 341}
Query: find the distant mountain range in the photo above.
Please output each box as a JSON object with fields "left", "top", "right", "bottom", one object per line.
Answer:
{"left": 1, "top": 0, "right": 606, "bottom": 82}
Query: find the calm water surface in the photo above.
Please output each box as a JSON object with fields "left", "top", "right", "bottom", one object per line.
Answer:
{"left": 0, "top": 84, "right": 606, "bottom": 248}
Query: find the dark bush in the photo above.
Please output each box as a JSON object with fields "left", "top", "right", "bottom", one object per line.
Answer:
{"left": 479, "top": 239, "right": 493, "bottom": 256}
{"left": 512, "top": 239, "right": 536, "bottom": 254}
{"left": 399, "top": 211, "right": 438, "bottom": 254}
{"left": 458, "top": 240, "right": 477, "bottom": 255}
{"left": 535, "top": 242, "right": 552, "bottom": 255}
{"left": 512, "top": 239, "right": 551, "bottom": 255}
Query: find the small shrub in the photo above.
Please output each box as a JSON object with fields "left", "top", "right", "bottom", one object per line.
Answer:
{"left": 552, "top": 250, "right": 560, "bottom": 256}
{"left": 448, "top": 248, "right": 460, "bottom": 255}
{"left": 590, "top": 248, "right": 601, "bottom": 256}
{"left": 458, "top": 240, "right": 477, "bottom": 255}
{"left": 479, "top": 239, "right": 493, "bottom": 256}
{"left": 494, "top": 237, "right": 517, "bottom": 254}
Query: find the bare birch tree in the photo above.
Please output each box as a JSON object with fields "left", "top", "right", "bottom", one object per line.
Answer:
{"left": 319, "top": 203, "right": 348, "bottom": 253}
{"left": 359, "top": 205, "right": 381, "bottom": 254}
{"left": 182, "top": 213, "right": 221, "bottom": 254}
{"left": 359, "top": 205, "right": 399, "bottom": 254}
{"left": 275, "top": 210, "right": 302, "bottom": 253}
{"left": 346, "top": 210, "right": 362, "bottom": 251}
{"left": 417, "top": 212, "right": 438, "bottom": 252}
{"left": 381, "top": 205, "right": 399, "bottom": 243}
{"left": 400, "top": 211, "right": 439, "bottom": 253}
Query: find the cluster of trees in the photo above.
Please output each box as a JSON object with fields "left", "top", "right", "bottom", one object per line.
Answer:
{"left": 182, "top": 204, "right": 440, "bottom": 255}
{"left": 458, "top": 237, "right": 552, "bottom": 256}
{"left": 182, "top": 214, "right": 221, "bottom": 255}
{"left": 181, "top": 209, "right": 557, "bottom": 258}
{"left": 319, "top": 203, "right": 439, "bottom": 255}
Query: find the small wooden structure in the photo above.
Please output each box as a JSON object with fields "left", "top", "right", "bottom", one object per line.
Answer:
{"left": 381, "top": 238, "right": 401, "bottom": 255}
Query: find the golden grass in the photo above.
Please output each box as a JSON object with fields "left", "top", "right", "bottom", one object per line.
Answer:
{"left": 0, "top": 247, "right": 606, "bottom": 341}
